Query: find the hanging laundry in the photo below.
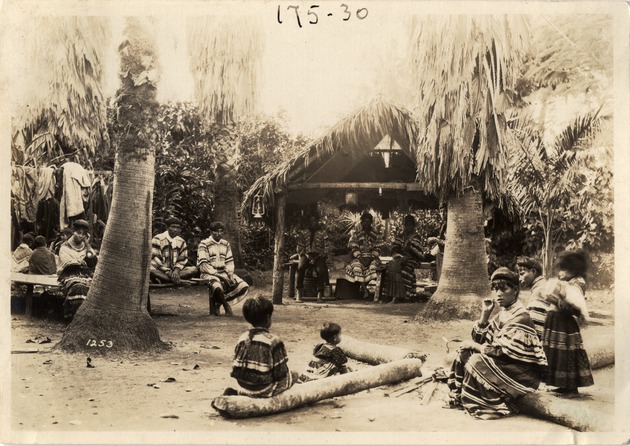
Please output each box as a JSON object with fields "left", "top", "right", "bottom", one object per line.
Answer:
{"left": 11, "top": 166, "right": 38, "bottom": 223}
{"left": 36, "top": 197, "right": 60, "bottom": 241}
{"left": 34, "top": 166, "right": 56, "bottom": 204}
{"left": 59, "top": 162, "right": 92, "bottom": 229}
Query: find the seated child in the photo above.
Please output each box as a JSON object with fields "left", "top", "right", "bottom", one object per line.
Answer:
{"left": 227, "top": 295, "right": 298, "bottom": 397}
{"left": 303, "top": 322, "right": 351, "bottom": 380}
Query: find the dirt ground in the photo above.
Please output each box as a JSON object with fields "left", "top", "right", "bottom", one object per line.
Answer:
{"left": 8, "top": 276, "right": 615, "bottom": 440}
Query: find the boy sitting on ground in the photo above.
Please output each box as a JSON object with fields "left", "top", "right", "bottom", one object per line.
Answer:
{"left": 225, "top": 295, "right": 298, "bottom": 397}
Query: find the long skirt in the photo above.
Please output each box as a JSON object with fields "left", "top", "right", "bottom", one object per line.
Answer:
{"left": 542, "top": 310, "right": 594, "bottom": 389}
{"left": 449, "top": 349, "right": 541, "bottom": 419}
{"left": 400, "top": 259, "right": 418, "bottom": 299}
{"left": 345, "top": 255, "right": 380, "bottom": 284}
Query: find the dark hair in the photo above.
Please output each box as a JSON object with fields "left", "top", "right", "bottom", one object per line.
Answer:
{"left": 320, "top": 322, "right": 341, "bottom": 343}
{"left": 555, "top": 250, "right": 589, "bottom": 279}
{"left": 403, "top": 214, "right": 416, "bottom": 226}
{"left": 242, "top": 295, "right": 273, "bottom": 327}
{"left": 33, "top": 236, "right": 47, "bottom": 248}
{"left": 22, "top": 233, "right": 35, "bottom": 245}
{"left": 516, "top": 256, "right": 543, "bottom": 277}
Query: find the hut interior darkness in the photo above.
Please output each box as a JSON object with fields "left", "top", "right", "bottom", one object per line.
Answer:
{"left": 242, "top": 97, "right": 439, "bottom": 302}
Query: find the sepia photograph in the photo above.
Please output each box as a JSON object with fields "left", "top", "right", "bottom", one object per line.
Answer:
{"left": 1, "top": 0, "right": 628, "bottom": 444}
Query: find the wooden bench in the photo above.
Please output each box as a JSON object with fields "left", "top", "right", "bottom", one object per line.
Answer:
{"left": 11, "top": 273, "right": 61, "bottom": 317}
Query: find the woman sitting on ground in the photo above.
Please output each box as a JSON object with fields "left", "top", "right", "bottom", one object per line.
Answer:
{"left": 447, "top": 267, "right": 548, "bottom": 419}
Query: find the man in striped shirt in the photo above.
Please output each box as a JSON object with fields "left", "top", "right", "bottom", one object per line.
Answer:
{"left": 197, "top": 221, "right": 249, "bottom": 316}
{"left": 150, "top": 217, "right": 198, "bottom": 285}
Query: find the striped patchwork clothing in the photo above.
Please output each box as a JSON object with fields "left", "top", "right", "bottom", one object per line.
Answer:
{"left": 231, "top": 327, "right": 295, "bottom": 397}
{"left": 303, "top": 342, "right": 349, "bottom": 380}
{"left": 542, "top": 276, "right": 593, "bottom": 389}
{"left": 391, "top": 231, "right": 425, "bottom": 299}
{"left": 448, "top": 301, "right": 548, "bottom": 419}
{"left": 197, "top": 236, "right": 248, "bottom": 302}
{"left": 526, "top": 276, "right": 549, "bottom": 340}
{"left": 345, "top": 228, "right": 384, "bottom": 284}
{"left": 150, "top": 231, "right": 188, "bottom": 272}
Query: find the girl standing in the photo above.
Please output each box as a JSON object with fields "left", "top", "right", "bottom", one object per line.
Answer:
{"left": 542, "top": 250, "right": 594, "bottom": 395}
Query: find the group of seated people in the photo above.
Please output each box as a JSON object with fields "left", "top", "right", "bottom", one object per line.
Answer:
{"left": 291, "top": 211, "right": 445, "bottom": 303}
{"left": 149, "top": 218, "right": 249, "bottom": 316}
{"left": 222, "top": 250, "right": 593, "bottom": 424}
{"left": 11, "top": 217, "right": 250, "bottom": 321}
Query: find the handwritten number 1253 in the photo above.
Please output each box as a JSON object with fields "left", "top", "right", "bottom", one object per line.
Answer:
{"left": 278, "top": 4, "right": 368, "bottom": 27}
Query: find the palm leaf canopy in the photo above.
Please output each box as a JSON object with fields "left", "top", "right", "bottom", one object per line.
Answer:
{"left": 187, "top": 15, "right": 263, "bottom": 126}
{"left": 242, "top": 97, "right": 419, "bottom": 224}
{"left": 12, "top": 17, "right": 110, "bottom": 168}
{"left": 409, "top": 15, "right": 530, "bottom": 203}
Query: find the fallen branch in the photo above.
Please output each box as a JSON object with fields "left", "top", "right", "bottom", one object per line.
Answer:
{"left": 211, "top": 358, "right": 423, "bottom": 418}
{"left": 390, "top": 376, "right": 433, "bottom": 398}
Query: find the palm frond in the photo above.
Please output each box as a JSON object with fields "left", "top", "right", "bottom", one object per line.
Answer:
{"left": 187, "top": 15, "right": 263, "bottom": 125}
{"left": 409, "top": 15, "right": 530, "bottom": 201}
{"left": 12, "top": 17, "right": 111, "bottom": 166}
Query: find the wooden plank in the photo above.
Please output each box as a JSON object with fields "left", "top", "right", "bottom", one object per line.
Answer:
{"left": 287, "top": 182, "right": 424, "bottom": 191}
{"left": 11, "top": 273, "right": 59, "bottom": 287}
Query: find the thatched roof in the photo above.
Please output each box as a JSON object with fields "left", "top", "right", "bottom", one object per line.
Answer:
{"left": 242, "top": 97, "right": 431, "bottom": 224}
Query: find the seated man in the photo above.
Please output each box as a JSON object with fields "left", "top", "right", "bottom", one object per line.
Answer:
{"left": 291, "top": 214, "right": 329, "bottom": 303}
{"left": 344, "top": 211, "right": 383, "bottom": 299}
{"left": 197, "top": 221, "right": 249, "bottom": 316}
{"left": 150, "top": 217, "right": 198, "bottom": 285}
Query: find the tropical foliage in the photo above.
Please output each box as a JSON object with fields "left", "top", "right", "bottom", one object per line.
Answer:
{"left": 12, "top": 17, "right": 111, "bottom": 168}
{"left": 408, "top": 15, "right": 530, "bottom": 202}
{"left": 508, "top": 111, "right": 611, "bottom": 276}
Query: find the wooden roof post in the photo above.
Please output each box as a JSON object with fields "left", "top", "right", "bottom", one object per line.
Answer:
{"left": 271, "top": 191, "right": 287, "bottom": 304}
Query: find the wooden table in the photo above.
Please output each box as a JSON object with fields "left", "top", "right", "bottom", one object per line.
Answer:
{"left": 11, "top": 273, "right": 61, "bottom": 316}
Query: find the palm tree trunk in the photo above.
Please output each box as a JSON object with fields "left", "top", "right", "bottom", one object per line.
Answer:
{"left": 58, "top": 17, "right": 166, "bottom": 353}
{"left": 418, "top": 182, "right": 492, "bottom": 321}
{"left": 213, "top": 164, "right": 244, "bottom": 268}
{"left": 58, "top": 156, "right": 166, "bottom": 352}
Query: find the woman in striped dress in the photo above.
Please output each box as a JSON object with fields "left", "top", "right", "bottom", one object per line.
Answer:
{"left": 447, "top": 268, "right": 548, "bottom": 419}
{"left": 542, "top": 251, "right": 593, "bottom": 395}
{"left": 387, "top": 214, "right": 425, "bottom": 302}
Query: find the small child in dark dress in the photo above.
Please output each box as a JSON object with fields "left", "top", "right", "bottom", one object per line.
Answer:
{"left": 303, "top": 322, "right": 351, "bottom": 380}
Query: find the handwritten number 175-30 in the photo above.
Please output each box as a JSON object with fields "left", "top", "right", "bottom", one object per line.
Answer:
{"left": 278, "top": 4, "right": 368, "bottom": 27}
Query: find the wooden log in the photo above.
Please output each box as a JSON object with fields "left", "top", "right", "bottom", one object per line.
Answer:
{"left": 339, "top": 335, "right": 615, "bottom": 431}
{"left": 588, "top": 343, "right": 614, "bottom": 369}
{"left": 517, "top": 392, "right": 609, "bottom": 432}
{"left": 211, "top": 358, "right": 424, "bottom": 418}
{"left": 287, "top": 182, "right": 424, "bottom": 191}
{"left": 338, "top": 334, "right": 423, "bottom": 365}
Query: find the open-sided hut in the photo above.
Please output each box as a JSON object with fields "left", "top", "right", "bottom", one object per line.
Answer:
{"left": 242, "top": 97, "right": 439, "bottom": 303}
